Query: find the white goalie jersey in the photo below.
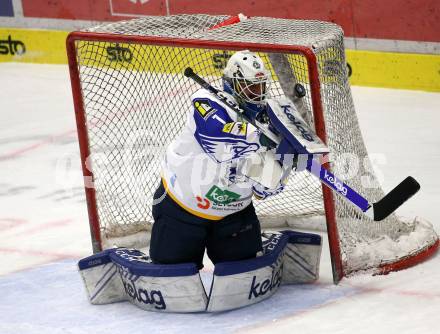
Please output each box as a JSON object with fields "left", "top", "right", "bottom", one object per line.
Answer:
{"left": 161, "top": 88, "right": 284, "bottom": 220}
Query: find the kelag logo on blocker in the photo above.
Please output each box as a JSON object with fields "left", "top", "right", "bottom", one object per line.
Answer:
{"left": 206, "top": 185, "right": 240, "bottom": 205}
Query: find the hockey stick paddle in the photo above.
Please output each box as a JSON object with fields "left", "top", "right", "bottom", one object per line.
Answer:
{"left": 305, "top": 158, "right": 420, "bottom": 221}
{"left": 184, "top": 67, "right": 421, "bottom": 221}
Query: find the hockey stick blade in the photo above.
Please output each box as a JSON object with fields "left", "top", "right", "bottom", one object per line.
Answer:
{"left": 372, "top": 176, "right": 420, "bottom": 221}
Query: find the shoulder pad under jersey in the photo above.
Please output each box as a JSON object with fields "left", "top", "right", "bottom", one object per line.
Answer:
{"left": 191, "top": 88, "right": 238, "bottom": 123}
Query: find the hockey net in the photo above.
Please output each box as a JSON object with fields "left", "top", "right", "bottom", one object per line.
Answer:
{"left": 67, "top": 14, "right": 438, "bottom": 282}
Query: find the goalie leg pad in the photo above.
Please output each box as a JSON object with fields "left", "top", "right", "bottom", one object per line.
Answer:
{"left": 78, "top": 248, "right": 207, "bottom": 312}
{"left": 78, "top": 249, "right": 125, "bottom": 305}
{"left": 206, "top": 230, "right": 322, "bottom": 311}
{"left": 208, "top": 230, "right": 319, "bottom": 312}
{"left": 207, "top": 233, "right": 287, "bottom": 312}
{"left": 78, "top": 231, "right": 322, "bottom": 313}
{"left": 280, "top": 230, "right": 322, "bottom": 284}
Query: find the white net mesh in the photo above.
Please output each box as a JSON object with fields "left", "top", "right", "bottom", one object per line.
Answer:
{"left": 70, "top": 15, "right": 438, "bottom": 275}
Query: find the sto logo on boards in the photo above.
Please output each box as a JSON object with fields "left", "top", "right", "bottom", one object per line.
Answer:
{"left": 106, "top": 43, "right": 133, "bottom": 62}
{"left": 0, "top": 35, "right": 26, "bottom": 56}
{"left": 212, "top": 51, "right": 232, "bottom": 70}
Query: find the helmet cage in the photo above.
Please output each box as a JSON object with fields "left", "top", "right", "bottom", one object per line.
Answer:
{"left": 231, "top": 68, "right": 270, "bottom": 104}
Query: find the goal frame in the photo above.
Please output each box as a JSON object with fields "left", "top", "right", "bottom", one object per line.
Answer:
{"left": 66, "top": 31, "right": 438, "bottom": 284}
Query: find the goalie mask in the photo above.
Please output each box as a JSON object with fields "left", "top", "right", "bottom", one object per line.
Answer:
{"left": 223, "top": 50, "right": 271, "bottom": 119}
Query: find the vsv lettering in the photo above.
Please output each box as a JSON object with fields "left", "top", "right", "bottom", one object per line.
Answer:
{"left": 248, "top": 260, "right": 283, "bottom": 300}
{"left": 281, "top": 104, "right": 314, "bottom": 142}
{"left": 0, "top": 35, "right": 26, "bottom": 56}
{"left": 107, "top": 44, "right": 133, "bottom": 62}
{"left": 323, "top": 169, "right": 348, "bottom": 196}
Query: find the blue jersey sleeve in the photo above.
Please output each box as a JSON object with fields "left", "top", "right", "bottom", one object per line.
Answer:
{"left": 191, "top": 92, "right": 263, "bottom": 163}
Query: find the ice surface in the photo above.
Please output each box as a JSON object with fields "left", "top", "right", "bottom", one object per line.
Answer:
{"left": 0, "top": 260, "right": 357, "bottom": 334}
{"left": 0, "top": 63, "right": 439, "bottom": 333}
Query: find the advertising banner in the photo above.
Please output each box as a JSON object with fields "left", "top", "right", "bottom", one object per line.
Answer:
{"left": 0, "top": 28, "right": 68, "bottom": 64}
{"left": 22, "top": 0, "right": 167, "bottom": 21}
{"left": 0, "top": 0, "right": 14, "bottom": 17}
{"left": 110, "top": 0, "right": 167, "bottom": 17}
{"left": 20, "top": 0, "right": 440, "bottom": 43}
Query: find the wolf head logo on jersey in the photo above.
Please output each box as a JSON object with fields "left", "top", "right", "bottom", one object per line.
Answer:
{"left": 197, "top": 133, "right": 260, "bottom": 162}
{"left": 230, "top": 140, "right": 260, "bottom": 158}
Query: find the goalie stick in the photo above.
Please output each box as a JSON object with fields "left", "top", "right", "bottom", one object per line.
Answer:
{"left": 184, "top": 67, "right": 421, "bottom": 221}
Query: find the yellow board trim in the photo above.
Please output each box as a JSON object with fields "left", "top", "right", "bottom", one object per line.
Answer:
{"left": 0, "top": 28, "right": 68, "bottom": 64}
{"left": 347, "top": 49, "right": 440, "bottom": 92}
{"left": 1, "top": 27, "right": 439, "bottom": 92}
{"left": 161, "top": 177, "right": 223, "bottom": 221}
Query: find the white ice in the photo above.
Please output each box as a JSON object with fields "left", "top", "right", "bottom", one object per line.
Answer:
{"left": 0, "top": 63, "right": 439, "bottom": 334}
